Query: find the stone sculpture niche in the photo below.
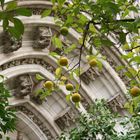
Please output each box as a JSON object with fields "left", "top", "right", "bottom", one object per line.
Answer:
{"left": 55, "top": 107, "right": 77, "bottom": 131}
{"left": 13, "top": 75, "right": 32, "bottom": 98}
{"left": 33, "top": 27, "right": 52, "bottom": 49}
{"left": 2, "top": 32, "right": 22, "bottom": 54}
{"left": 13, "top": 74, "right": 44, "bottom": 104}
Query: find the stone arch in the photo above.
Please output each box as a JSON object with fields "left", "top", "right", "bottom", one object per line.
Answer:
{"left": 0, "top": 0, "right": 129, "bottom": 139}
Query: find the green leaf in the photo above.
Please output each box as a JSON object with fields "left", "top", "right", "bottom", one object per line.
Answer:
{"left": 2, "top": 18, "right": 9, "bottom": 30}
{"left": 52, "top": 37, "right": 63, "bottom": 49}
{"left": 124, "top": 102, "right": 130, "bottom": 109}
{"left": 0, "top": 75, "right": 4, "bottom": 83}
{"left": 8, "top": 26, "right": 21, "bottom": 39}
{"left": 64, "top": 44, "right": 76, "bottom": 54}
{"left": 52, "top": 0, "right": 56, "bottom": 5}
{"left": 41, "top": 9, "right": 51, "bottom": 18}
{"left": 129, "top": 56, "right": 140, "bottom": 64}
{"left": 13, "top": 18, "right": 24, "bottom": 35}
{"left": 0, "top": 0, "right": 5, "bottom": 9}
{"left": 6, "top": 1, "right": 17, "bottom": 11}
{"left": 66, "top": 94, "right": 71, "bottom": 102}
{"left": 57, "top": 0, "right": 66, "bottom": 8}
{"left": 35, "top": 74, "right": 45, "bottom": 81}
{"left": 15, "top": 8, "right": 32, "bottom": 16}
{"left": 97, "top": 60, "right": 103, "bottom": 71}
{"left": 49, "top": 52, "right": 59, "bottom": 57}
{"left": 75, "top": 102, "right": 80, "bottom": 108}
{"left": 121, "top": 52, "right": 134, "bottom": 59}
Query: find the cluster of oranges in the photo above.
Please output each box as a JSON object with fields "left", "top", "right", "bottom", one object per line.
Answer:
{"left": 43, "top": 26, "right": 98, "bottom": 104}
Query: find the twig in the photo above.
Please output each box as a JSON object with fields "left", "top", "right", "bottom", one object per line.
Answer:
{"left": 78, "top": 21, "right": 93, "bottom": 88}
{"left": 125, "top": 45, "right": 140, "bottom": 52}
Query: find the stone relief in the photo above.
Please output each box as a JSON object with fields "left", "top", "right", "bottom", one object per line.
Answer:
{"left": 14, "top": 105, "right": 56, "bottom": 140}
{"left": 55, "top": 108, "right": 78, "bottom": 130}
{"left": 13, "top": 75, "right": 32, "bottom": 98}
{"left": 33, "top": 27, "right": 52, "bottom": 49}
{"left": 107, "top": 93, "right": 126, "bottom": 113}
{"left": 80, "top": 67, "right": 101, "bottom": 84}
{"left": 2, "top": 32, "right": 22, "bottom": 54}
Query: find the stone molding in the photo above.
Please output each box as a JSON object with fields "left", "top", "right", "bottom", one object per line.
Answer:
{"left": 16, "top": 111, "right": 48, "bottom": 140}
{"left": 15, "top": 105, "right": 55, "bottom": 140}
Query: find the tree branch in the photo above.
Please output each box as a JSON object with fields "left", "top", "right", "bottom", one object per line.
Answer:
{"left": 125, "top": 45, "right": 140, "bottom": 52}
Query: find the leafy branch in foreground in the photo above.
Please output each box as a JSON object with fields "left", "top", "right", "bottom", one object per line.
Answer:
{"left": 0, "top": 75, "right": 16, "bottom": 139}
{"left": 59, "top": 100, "right": 140, "bottom": 140}
{"left": 0, "top": 0, "right": 32, "bottom": 39}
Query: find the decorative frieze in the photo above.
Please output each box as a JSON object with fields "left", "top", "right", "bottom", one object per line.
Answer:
{"left": 80, "top": 67, "right": 101, "bottom": 84}
{"left": 33, "top": 27, "right": 52, "bottom": 49}
{"left": 15, "top": 105, "right": 56, "bottom": 140}
{"left": 107, "top": 93, "right": 126, "bottom": 113}
{"left": 2, "top": 32, "right": 22, "bottom": 54}
{"left": 28, "top": 8, "right": 45, "bottom": 15}
{"left": 0, "top": 58, "right": 55, "bottom": 73}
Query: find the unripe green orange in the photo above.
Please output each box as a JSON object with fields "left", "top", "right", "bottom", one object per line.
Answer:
{"left": 71, "top": 93, "right": 81, "bottom": 103}
{"left": 89, "top": 58, "right": 97, "bottom": 67}
{"left": 59, "top": 57, "right": 68, "bottom": 66}
{"left": 60, "top": 27, "right": 69, "bottom": 36}
{"left": 44, "top": 81, "right": 53, "bottom": 90}
{"left": 66, "top": 83, "right": 74, "bottom": 91}
{"left": 130, "top": 86, "right": 140, "bottom": 97}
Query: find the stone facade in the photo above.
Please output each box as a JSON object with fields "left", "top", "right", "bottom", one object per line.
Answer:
{"left": 0, "top": 0, "right": 129, "bottom": 139}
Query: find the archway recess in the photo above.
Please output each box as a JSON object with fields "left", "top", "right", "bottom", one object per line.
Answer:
{"left": 0, "top": 0, "right": 128, "bottom": 139}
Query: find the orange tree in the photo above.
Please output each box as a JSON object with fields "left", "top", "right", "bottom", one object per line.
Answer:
{"left": 0, "top": 0, "right": 140, "bottom": 128}
{"left": 0, "top": 0, "right": 139, "bottom": 109}
{"left": 40, "top": 0, "right": 140, "bottom": 109}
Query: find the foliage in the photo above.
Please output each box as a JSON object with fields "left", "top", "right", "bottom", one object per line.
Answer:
{"left": 0, "top": 0, "right": 32, "bottom": 39}
{"left": 0, "top": 0, "right": 139, "bottom": 138}
{"left": 0, "top": 75, "right": 16, "bottom": 139}
{"left": 40, "top": 0, "right": 140, "bottom": 107}
{"left": 0, "top": 0, "right": 139, "bottom": 107}
{"left": 59, "top": 100, "right": 140, "bottom": 140}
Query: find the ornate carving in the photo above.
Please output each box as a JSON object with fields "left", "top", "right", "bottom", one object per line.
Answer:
{"left": 0, "top": 58, "right": 55, "bottom": 73}
{"left": 107, "top": 93, "right": 126, "bottom": 112}
{"left": 2, "top": 32, "right": 22, "bottom": 53}
{"left": 33, "top": 27, "right": 52, "bottom": 49}
{"left": 28, "top": 8, "right": 45, "bottom": 15}
{"left": 80, "top": 67, "right": 101, "bottom": 84}
{"left": 13, "top": 75, "right": 32, "bottom": 98}
{"left": 15, "top": 105, "right": 55, "bottom": 140}
{"left": 55, "top": 107, "right": 77, "bottom": 130}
